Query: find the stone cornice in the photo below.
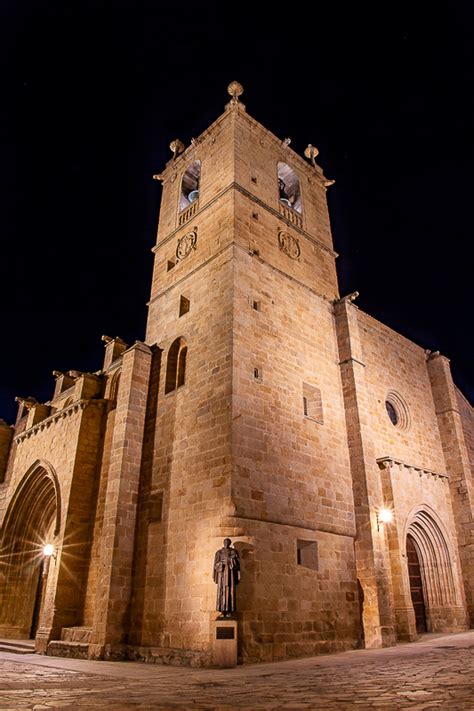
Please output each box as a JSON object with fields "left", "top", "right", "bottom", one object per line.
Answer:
{"left": 435, "top": 407, "right": 461, "bottom": 417}
{"left": 228, "top": 513, "right": 356, "bottom": 539}
{"left": 376, "top": 456, "right": 448, "bottom": 482}
{"left": 123, "top": 340, "right": 153, "bottom": 357}
{"left": 15, "top": 399, "right": 106, "bottom": 444}
{"left": 155, "top": 109, "right": 231, "bottom": 182}
{"left": 153, "top": 181, "right": 337, "bottom": 259}
{"left": 148, "top": 242, "right": 334, "bottom": 307}
{"left": 234, "top": 108, "right": 329, "bottom": 186}
{"left": 338, "top": 356, "right": 366, "bottom": 368}
{"left": 155, "top": 102, "right": 330, "bottom": 190}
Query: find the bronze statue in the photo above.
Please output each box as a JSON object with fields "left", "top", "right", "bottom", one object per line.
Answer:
{"left": 213, "top": 538, "right": 240, "bottom": 616}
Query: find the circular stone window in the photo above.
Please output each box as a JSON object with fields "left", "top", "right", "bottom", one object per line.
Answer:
{"left": 385, "top": 391, "right": 410, "bottom": 430}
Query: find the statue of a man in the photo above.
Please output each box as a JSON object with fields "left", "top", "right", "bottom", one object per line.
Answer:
{"left": 213, "top": 538, "right": 240, "bottom": 616}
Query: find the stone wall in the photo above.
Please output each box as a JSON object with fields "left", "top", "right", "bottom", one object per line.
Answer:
{"left": 0, "top": 398, "right": 106, "bottom": 645}
{"left": 457, "top": 388, "right": 474, "bottom": 481}
{"left": 356, "top": 309, "right": 469, "bottom": 637}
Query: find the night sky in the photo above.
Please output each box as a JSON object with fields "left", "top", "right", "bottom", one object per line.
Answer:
{"left": 1, "top": 2, "right": 473, "bottom": 423}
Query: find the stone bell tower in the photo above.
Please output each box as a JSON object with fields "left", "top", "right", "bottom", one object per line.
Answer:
{"left": 132, "top": 82, "right": 361, "bottom": 664}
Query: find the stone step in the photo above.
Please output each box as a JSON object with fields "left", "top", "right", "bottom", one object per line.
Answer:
{"left": 60, "top": 626, "right": 92, "bottom": 643}
{"left": 0, "top": 638, "right": 35, "bottom": 654}
{"left": 47, "top": 640, "right": 89, "bottom": 659}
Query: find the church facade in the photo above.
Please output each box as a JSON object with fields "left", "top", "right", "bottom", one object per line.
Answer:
{"left": 0, "top": 83, "right": 473, "bottom": 665}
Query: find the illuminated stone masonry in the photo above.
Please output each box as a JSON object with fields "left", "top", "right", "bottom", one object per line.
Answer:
{"left": 376, "top": 457, "right": 450, "bottom": 482}
{"left": 0, "top": 82, "right": 472, "bottom": 666}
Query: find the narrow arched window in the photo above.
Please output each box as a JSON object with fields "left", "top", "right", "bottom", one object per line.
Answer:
{"left": 179, "top": 160, "right": 201, "bottom": 213}
{"left": 277, "top": 162, "right": 302, "bottom": 214}
{"left": 165, "top": 338, "right": 187, "bottom": 393}
{"left": 108, "top": 369, "right": 121, "bottom": 410}
{"left": 177, "top": 346, "right": 187, "bottom": 388}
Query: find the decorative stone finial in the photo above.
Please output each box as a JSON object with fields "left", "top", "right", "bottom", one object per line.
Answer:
{"left": 169, "top": 139, "right": 185, "bottom": 160}
{"left": 323, "top": 179, "right": 336, "bottom": 188}
{"left": 283, "top": 137, "right": 291, "bottom": 146}
{"left": 102, "top": 335, "right": 127, "bottom": 346}
{"left": 227, "top": 81, "right": 244, "bottom": 102}
{"left": 304, "top": 144, "right": 319, "bottom": 167}
{"left": 15, "top": 396, "right": 38, "bottom": 410}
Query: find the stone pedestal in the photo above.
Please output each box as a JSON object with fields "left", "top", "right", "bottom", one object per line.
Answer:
{"left": 211, "top": 618, "right": 238, "bottom": 668}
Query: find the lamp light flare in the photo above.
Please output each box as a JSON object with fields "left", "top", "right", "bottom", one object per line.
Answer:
{"left": 43, "top": 543, "right": 54, "bottom": 557}
{"left": 378, "top": 508, "right": 393, "bottom": 524}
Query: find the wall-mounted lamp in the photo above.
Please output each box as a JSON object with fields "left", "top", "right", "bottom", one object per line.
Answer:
{"left": 376, "top": 508, "right": 393, "bottom": 531}
{"left": 43, "top": 543, "right": 56, "bottom": 559}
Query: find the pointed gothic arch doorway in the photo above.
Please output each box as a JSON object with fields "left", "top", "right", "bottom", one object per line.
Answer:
{"left": 0, "top": 461, "right": 61, "bottom": 640}
{"left": 405, "top": 508, "right": 461, "bottom": 634}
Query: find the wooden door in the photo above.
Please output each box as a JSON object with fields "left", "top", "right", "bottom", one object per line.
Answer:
{"left": 407, "top": 535, "right": 427, "bottom": 633}
{"left": 30, "top": 559, "right": 45, "bottom": 639}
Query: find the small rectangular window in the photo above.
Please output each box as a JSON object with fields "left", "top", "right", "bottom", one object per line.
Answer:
{"left": 252, "top": 212, "right": 259, "bottom": 220}
{"left": 302, "top": 383, "right": 323, "bottom": 423}
{"left": 179, "top": 295, "right": 190, "bottom": 316}
{"left": 167, "top": 259, "right": 175, "bottom": 271}
{"left": 253, "top": 367, "right": 262, "bottom": 381}
{"left": 296, "top": 539, "right": 318, "bottom": 570}
{"left": 252, "top": 300, "right": 260, "bottom": 311}
{"left": 251, "top": 176, "right": 257, "bottom": 184}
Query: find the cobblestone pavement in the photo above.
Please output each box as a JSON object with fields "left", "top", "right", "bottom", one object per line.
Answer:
{"left": 0, "top": 631, "right": 473, "bottom": 710}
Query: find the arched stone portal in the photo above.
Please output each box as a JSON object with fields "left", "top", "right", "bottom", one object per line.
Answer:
{"left": 0, "top": 461, "right": 61, "bottom": 639}
{"left": 405, "top": 508, "right": 466, "bottom": 634}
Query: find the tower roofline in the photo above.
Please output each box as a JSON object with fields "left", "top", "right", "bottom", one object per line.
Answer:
{"left": 156, "top": 84, "right": 334, "bottom": 191}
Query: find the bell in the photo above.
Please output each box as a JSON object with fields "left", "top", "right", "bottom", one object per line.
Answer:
{"left": 188, "top": 189, "right": 199, "bottom": 203}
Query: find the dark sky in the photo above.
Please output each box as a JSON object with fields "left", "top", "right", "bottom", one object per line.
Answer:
{"left": 1, "top": 1, "right": 473, "bottom": 423}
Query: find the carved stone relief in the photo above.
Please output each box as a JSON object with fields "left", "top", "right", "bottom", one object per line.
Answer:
{"left": 176, "top": 230, "right": 197, "bottom": 261}
{"left": 278, "top": 230, "right": 300, "bottom": 260}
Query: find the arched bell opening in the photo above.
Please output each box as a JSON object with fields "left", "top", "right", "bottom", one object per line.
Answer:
{"left": 179, "top": 160, "right": 201, "bottom": 213}
{"left": 0, "top": 462, "right": 61, "bottom": 640}
{"left": 277, "top": 162, "right": 302, "bottom": 214}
